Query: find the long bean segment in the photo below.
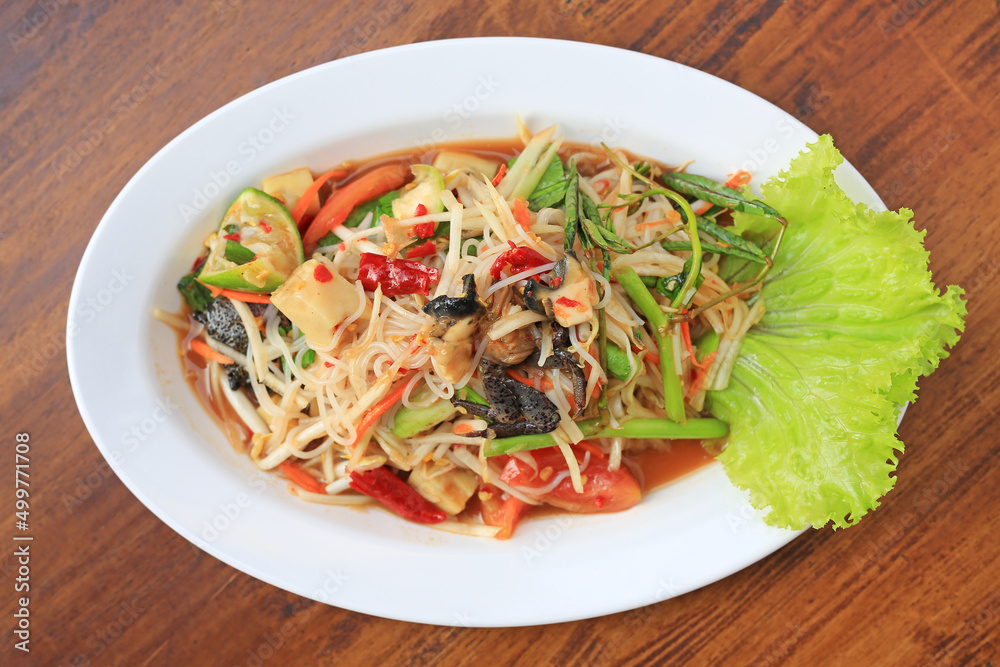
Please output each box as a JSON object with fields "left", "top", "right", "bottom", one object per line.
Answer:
{"left": 484, "top": 418, "right": 728, "bottom": 456}
{"left": 613, "top": 266, "right": 686, "bottom": 423}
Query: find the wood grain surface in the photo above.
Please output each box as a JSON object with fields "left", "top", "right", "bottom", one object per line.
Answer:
{"left": 2, "top": 0, "right": 998, "bottom": 665}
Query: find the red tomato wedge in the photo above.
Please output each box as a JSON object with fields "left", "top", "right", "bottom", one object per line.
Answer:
{"left": 499, "top": 445, "right": 641, "bottom": 513}
{"left": 479, "top": 484, "right": 529, "bottom": 540}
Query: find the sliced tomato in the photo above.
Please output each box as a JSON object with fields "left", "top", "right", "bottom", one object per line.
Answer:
{"left": 499, "top": 444, "right": 641, "bottom": 513}
{"left": 479, "top": 484, "right": 529, "bottom": 540}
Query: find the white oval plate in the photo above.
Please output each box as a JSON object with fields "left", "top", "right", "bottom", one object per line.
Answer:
{"left": 67, "top": 38, "right": 885, "bottom": 627}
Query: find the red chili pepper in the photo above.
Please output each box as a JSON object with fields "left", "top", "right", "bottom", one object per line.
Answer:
{"left": 349, "top": 467, "right": 446, "bottom": 524}
{"left": 406, "top": 239, "right": 438, "bottom": 259}
{"left": 556, "top": 296, "right": 582, "bottom": 308}
{"left": 357, "top": 253, "right": 440, "bottom": 296}
{"left": 190, "top": 255, "right": 205, "bottom": 272}
{"left": 313, "top": 263, "right": 333, "bottom": 283}
{"left": 260, "top": 221, "right": 272, "bottom": 233}
{"left": 410, "top": 221, "right": 435, "bottom": 239}
{"left": 489, "top": 243, "right": 551, "bottom": 280}
{"left": 414, "top": 203, "right": 428, "bottom": 217}
{"left": 223, "top": 232, "right": 241, "bottom": 241}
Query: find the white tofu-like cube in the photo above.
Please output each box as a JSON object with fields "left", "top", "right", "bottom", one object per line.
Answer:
{"left": 270, "top": 257, "right": 366, "bottom": 348}
{"left": 407, "top": 464, "right": 479, "bottom": 516}
{"left": 262, "top": 167, "right": 320, "bottom": 216}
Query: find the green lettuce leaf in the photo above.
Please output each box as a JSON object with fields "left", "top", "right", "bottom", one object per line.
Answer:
{"left": 706, "top": 135, "right": 966, "bottom": 530}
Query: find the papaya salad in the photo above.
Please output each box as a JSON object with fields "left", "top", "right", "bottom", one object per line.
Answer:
{"left": 155, "top": 120, "right": 965, "bottom": 537}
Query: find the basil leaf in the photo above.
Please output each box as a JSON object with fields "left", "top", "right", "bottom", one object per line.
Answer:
{"left": 177, "top": 267, "right": 215, "bottom": 312}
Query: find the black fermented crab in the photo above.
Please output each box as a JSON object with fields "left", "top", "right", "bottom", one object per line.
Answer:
{"left": 422, "top": 274, "right": 485, "bottom": 338}
{"left": 521, "top": 348, "right": 587, "bottom": 411}
{"left": 521, "top": 251, "right": 596, "bottom": 327}
{"left": 452, "top": 360, "right": 561, "bottom": 438}
{"left": 194, "top": 298, "right": 268, "bottom": 389}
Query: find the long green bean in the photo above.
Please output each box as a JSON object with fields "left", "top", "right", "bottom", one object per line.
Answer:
{"left": 612, "top": 266, "right": 686, "bottom": 423}
{"left": 484, "top": 418, "right": 728, "bottom": 456}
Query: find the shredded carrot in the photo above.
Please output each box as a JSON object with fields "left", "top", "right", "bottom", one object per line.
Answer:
{"left": 196, "top": 281, "right": 273, "bottom": 304}
{"left": 680, "top": 320, "right": 696, "bottom": 365}
{"left": 684, "top": 352, "right": 716, "bottom": 400}
{"left": 512, "top": 197, "right": 531, "bottom": 231}
{"left": 681, "top": 320, "right": 714, "bottom": 370}
{"left": 491, "top": 163, "right": 506, "bottom": 187}
{"left": 220, "top": 289, "right": 271, "bottom": 304}
{"left": 634, "top": 211, "right": 681, "bottom": 231}
{"left": 351, "top": 374, "right": 411, "bottom": 446}
{"left": 692, "top": 201, "right": 713, "bottom": 216}
{"left": 644, "top": 352, "right": 661, "bottom": 367}
{"left": 685, "top": 369, "right": 706, "bottom": 401}
{"left": 302, "top": 164, "right": 410, "bottom": 252}
{"left": 507, "top": 369, "right": 554, "bottom": 391}
{"left": 200, "top": 281, "right": 223, "bottom": 298}
{"left": 725, "top": 170, "right": 752, "bottom": 189}
{"left": 454, "top": 423, "right": 475, "bottom": 435}
{"left": 291, "top": 169, "right": 345, "bottom": 226}
{"left": 190, "top": 339, "right": 234, "bottom": 365}
{"left": 278, "top": 461, "right": 327, "bottom": 494}
{"left": 576, "top": 441, "right": 607, "bottom": 460}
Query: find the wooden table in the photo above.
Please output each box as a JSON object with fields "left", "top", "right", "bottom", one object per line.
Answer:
{"left": 2, "top": 0, "right": 996, "bottom": 664}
